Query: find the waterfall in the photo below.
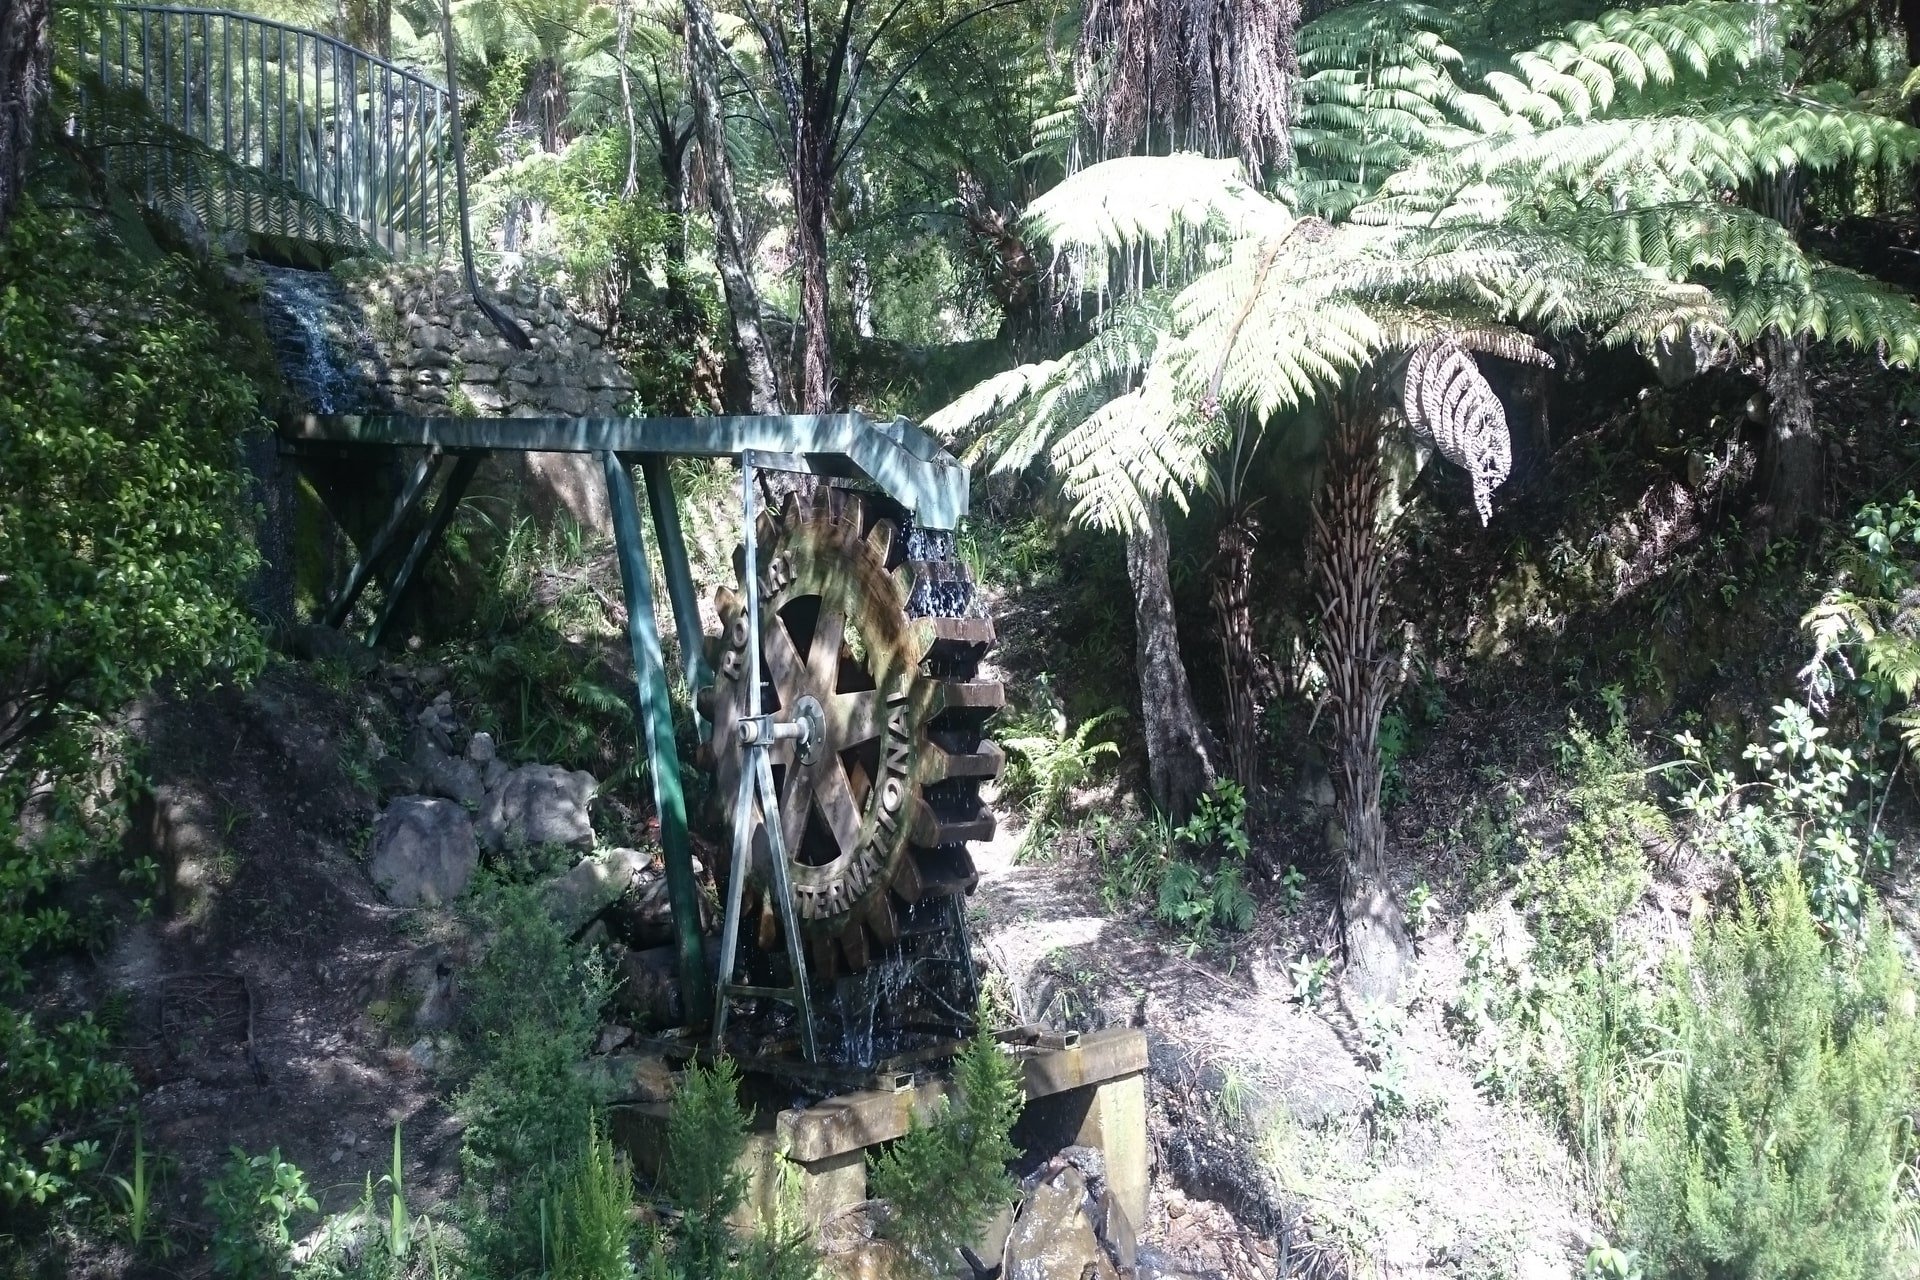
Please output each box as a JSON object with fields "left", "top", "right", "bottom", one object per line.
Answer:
{"left": 258, "top": 266, "right": 390, "bottom": 414}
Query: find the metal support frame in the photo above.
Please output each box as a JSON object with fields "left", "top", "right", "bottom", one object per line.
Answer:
{"left": 602, "top": 452, "right": 712, "bottom": 1024}
{"left": 711, "top": 451, "right": 818, "bottom": 1061}
{"left": 368, "top": 450, "right": 480, "bottom": 647}
{"left": 284, "top": 413, "right": 970, "bottom": 530}
{"left": 288, "top": 410, "right": 969, "bottom": 1057}
{"left": 321, "top": 446, "right": 442, "bottom": 628}
{"left": 637, "top": 455, "right": 712, "bottom": 740}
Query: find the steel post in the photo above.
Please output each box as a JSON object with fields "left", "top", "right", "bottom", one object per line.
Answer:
{"left": 637, "top": 455, "right": 713, "bottom": 739}
{"left": 601, "top": 451, "right": 711, "bottom": 1024}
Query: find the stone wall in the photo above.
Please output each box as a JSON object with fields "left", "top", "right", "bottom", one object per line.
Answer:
{"left": 337, "top": 265, "right": 637, "bottom": 420}
{"left": 336, "top": 264, "right": 639, "bottom": 532}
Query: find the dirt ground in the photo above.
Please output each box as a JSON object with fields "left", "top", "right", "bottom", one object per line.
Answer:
{"left": 59, "top": 666, "right": 466, "bottom": 1277}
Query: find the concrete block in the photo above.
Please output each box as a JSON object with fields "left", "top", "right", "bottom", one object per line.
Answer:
{"left": 1073, "top": 1072, "right": 1148, "bottom": 1233}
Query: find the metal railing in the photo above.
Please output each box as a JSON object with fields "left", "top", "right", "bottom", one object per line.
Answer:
{"left": 75, "top": 5, "right": 452, "bottom": 256}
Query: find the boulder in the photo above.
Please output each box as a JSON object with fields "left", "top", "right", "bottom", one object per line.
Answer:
{"left": 1002, "top": 1167, "right": 1117, "bottom": 1280}
{"left": 367, "top": 797, "right": 479, "bottom": 906}
{"left": 408, "top": 728, "right": 485, "bottom": 808}
{"left": 477, "top": 764, "right": 597, "bottom": 853}
{"left": 542, "top": 847, "right": 653, "bottom": 936}
{"left": 371, "top": 755, "right": 426, "bottom": 800}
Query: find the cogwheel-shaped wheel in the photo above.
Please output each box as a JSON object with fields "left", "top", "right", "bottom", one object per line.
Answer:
{"left": 700, "top": 486, "right": 1003, "bottom": 980}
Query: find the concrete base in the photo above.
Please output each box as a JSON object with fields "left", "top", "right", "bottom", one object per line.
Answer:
{"left": 611, "top": 1027, "right": 1151, "bottom": 1237}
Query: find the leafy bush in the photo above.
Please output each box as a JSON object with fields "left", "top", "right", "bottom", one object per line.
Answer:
{"left": 204, "top": 1147, "right": 318, "bottom": 1278}
{"left": 1620, "top": 874, "right": 1920, "bottom": 1280}
{"left": 1670, "top": 703, "right": 1884, "bottom": 931}
{"left": 0, "top": 198, "right": 264, "bottom": 769}
{"left": 0, "top": 194, "right": 264, "bottom": 1226}
{"left": 869, "top": 1031, "right": 1024, "bottom": 1278}
{"left": 0, "top": 1009, "right": 132, "bottom": 1208}
{"left": 1802, "top": 490, "right": 1920, "bottom": 754}
{"left": 1002, "top": 700, "right": 1122, "bottom": 857}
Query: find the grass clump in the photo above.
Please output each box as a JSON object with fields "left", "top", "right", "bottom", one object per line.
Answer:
{"left": 869, "top": 1030, "right": 1024, "bottom": 1278}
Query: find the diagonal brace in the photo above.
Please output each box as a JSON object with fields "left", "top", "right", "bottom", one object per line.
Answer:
{"left": 368, "top": 451, "right": 481, "bottom": 648}
{"left": 322, "top": 446, "right": 444, "bottom": 628}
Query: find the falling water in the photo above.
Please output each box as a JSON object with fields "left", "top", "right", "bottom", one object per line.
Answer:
{"left": 257, "top": 265, "right": 390, "bottom": 414}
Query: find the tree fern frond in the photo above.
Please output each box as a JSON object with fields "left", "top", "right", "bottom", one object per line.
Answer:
{"left": 1022, "top": 155, "right": 1290, "bottom": 266}
{"left": 1726, "top": 264, "right": 1920, "bottom": 364}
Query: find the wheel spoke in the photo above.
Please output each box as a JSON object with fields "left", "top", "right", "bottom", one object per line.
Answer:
{"left": 813, "top": 760, "right": 864, "bottom": 853}
{"left": 779, "top": 761, "right": 812, "bottom": 862}
{"left": 807, "top": 601, "right": 846, "bottom": 691}
{"left": 828, "top": 689, "right": 885, "bottom": 747}
{"left": 761, "top": 613, "right": 808, "bottom": 703}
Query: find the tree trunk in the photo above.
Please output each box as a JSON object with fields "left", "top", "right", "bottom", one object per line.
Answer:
{"left": 617, "top": 0, "right": 639, "bottom": 199}
{"left": 1212, "top": 506, "right": 1262, "bottom": 793}
{"left": 1128, "top": 502, "right": 1215, "bottom": 818}
{"left": 0, "top": 0, "right": 50, "bottom": 238}
{"left": 1760, "top": 325, "right": 1820, "bottom": 528}
{"left": 793, "top": 136, "right": 834, "bottom": 410}
{"left": 1756, "top": 169, "right": 1819, "bottom": 528}
{"left": 683, "top": 0, "right": 780, "bottom": 412}
{"left": 343, "top": 0, "right": 391, "bottom": 55}
{"left": 1314, "top": 403, "right": 1410, "bottom": 1002}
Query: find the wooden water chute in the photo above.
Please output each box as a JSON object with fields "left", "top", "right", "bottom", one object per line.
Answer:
{"left": 281, "top": 411, "right": 999, "bottom": 1064}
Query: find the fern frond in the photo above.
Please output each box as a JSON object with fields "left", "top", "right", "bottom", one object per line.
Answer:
{"left": 1022, "top": 154, "right": 1290, "bottom": 265}
{"left": 1726, "top": 263, "right": 1920, "bottom": 364}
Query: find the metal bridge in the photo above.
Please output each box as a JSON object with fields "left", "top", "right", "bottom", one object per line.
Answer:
{"left": 72, "top": 4, "right": 454, "bottom": 256}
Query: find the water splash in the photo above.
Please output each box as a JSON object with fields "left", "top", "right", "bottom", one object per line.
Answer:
{"left": 257, "top": 266, "right": 389, "bottom": 414}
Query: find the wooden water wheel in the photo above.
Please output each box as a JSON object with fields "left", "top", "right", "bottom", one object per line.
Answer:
{"left": 701, "top": 486, "right": 1003, "bottom": 980}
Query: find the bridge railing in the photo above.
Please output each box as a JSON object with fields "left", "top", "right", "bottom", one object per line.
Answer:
{"left": 75, "top": 4, "right": 453, "bottom": 256}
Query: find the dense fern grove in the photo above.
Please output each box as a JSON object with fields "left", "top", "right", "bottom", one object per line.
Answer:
{"left": 9, "top": 0, "right": 1920, "bottom": 1273}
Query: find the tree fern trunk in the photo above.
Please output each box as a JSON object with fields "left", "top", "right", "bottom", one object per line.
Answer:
{"left": 1758, "top": 168, "right": 1821, "bottom": 529}
{"left": 794, "top": 147, "right": 834, "bottom": 410}
{"left": 1211, "top": 505, "right": 1262, "bottom": 793}
{"left": 684, "top": 0, "right": 780, "bottom": 413}
{"left": 1761, "top": 325, "right": 1820, "bottom": 529}
{"left": 1314, "top": 402, "right": 1410, "bottom": 1001}
{"left": 1128, "top": 502, "right": 1215, "bottom": 818}
{"left": 0, "top": 0, "right": 50, "bottom": 239}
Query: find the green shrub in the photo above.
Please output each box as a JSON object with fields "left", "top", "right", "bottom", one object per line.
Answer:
{"left": 1670, "top": 703, "right": 1885, "bottom": 932}
{"left": 0, "top": 1008, "right": 132, "bottom": 1208}
{"left": 0, "top": 194, "right": 264, "bottom": 1228}
{"left": 658, "top": 1060, "right": 751, "bottom": 1277}
{"left": 869, "top": 1031, "right": 1024, "bottom": 1278}
{"left": 204, "top": 1147, "right": 317, "bottom": 1278}
{"left": 553, "top": 1114, "right": 637, "bottom": 1280}
{"left": 1523, "top": 715, "right": 1661, "bottom": 971}
{"left": 454, "top": 880, "right": 611, "bottom": 1276}
{"left": 1620, "top": 874, "right": 1920, "bottom": 1279}
{"left": 0, "top": 198, "right": 264, "bottom": 768}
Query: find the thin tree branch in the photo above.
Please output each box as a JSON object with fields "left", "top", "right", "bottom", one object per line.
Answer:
{"left": 829, "top": 0, "right": 1023, "bottom": 178}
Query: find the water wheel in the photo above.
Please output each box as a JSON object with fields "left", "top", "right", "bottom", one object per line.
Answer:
{"left": 701, "top": 486, "right": 1002, "bottom": 986}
